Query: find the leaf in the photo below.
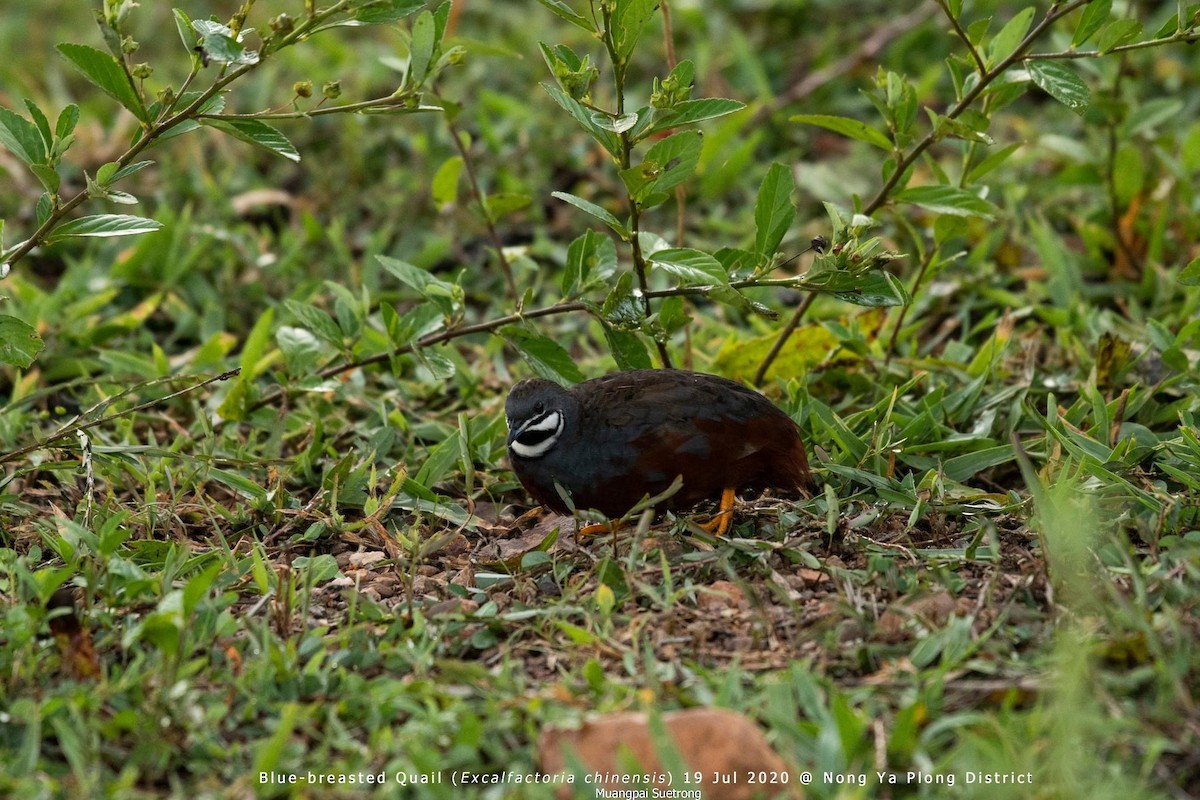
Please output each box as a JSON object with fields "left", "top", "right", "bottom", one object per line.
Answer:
{"left": 649, "top": 247, "right": 728, "bottom": 286}
{"left": 535, "top": 0, "right": 595, "bottom": 32}
{"left": 612, "top": 0, "right": 658, "bottom": 60}
{"left": 1096, "top": 18, "right": 1141, "bottom": 52}
{"left": 965, "top": 142, "right": 1021, "bottom": 183}
{"left": 431, "top": 155, "right": 464, "bottom": 207}
{"left": 45, "top": 214, "right": 163, "bottom": 243}
{"left": 55, "top": 103, "right": 81, "bottom": 140}
{"left": 56, "top": 43, "right": 148, "bottom": 122}
{"left": 622, "top": 130, "right": 703, "bottom": 202}
{"left": 551, "top": 191, "right": 630, "bottom": 237}
{"left": 646, "top": 98, "right": 745, "bottom": 137}
{"left": 754, "top": 162, "right": 795, "bottom": 261}
{"left": 24, "top": 99, "right": 53, "bottom": 154}
{"left": 0, "top": 314, "right": 45, "bottom": 368}
{"left": 791, "top": 114, "right": 893, "bottom": 151}
{"left": 499, "top": 326, "right": 584, "bottom": 386}
{"left": 482, "top": 192, "right": 532, "bottom": 220}
{"left": 1028, "top": 61, "right": 1089, "bottom": 115}
{"left": 562, "top": 228, "right": 617, "bottom": 297}
{"left": 988, "top": 6, "right": 1035, "bottom": 65}
{"left": 542, "top": 83, "right": 621, "bottom": 157}
{"left": 602, "top": 324, "right": 652, "bottom": 370}
{"left": 895, "top": 185, "right": 999, "bottom": 219}
{"left": 1072, "top": 0, "right": 1112, "bottom": 46}
{"left": 1179, "top": 257, "right": 1200, "bottom": 286}
{"left": 353, "top": 0, "right": 425, "bottom": 25}
{"left": 408, "top": 10, "right": 436, "bottom": 87}
{"left": 240, "top": 307, "right": 276, "bottom": 380}
{"left": 830, "top": 271, "right": 909, "bottom": 307}
{"left": 201, "top": 119, "right": 299, "bottom": 162}
{"left": 283, "top": 300, "right": 343, "bottom": 347}
{"left": 0, "top": 107, "right": 47, "bottom": 166}
{"left": 173, "top": 8, "right": 198, "bottom": 52}
{"left": 192, "top": 20, "right": 260, "bottom": 66}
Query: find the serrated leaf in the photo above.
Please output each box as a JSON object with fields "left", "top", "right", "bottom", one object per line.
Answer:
{"left": 895, "top": 185, "right": 999, "bottom": 219}
{"left": 283, "top": 300, "right": 343, "bottom": 347}
{"left": 649, "top": 247, "right": 728, "bottom": 285}
{"left": 551, "top": 191, "right": 629, "bottom": 237}
{"left": 353, "top": 0, "right": 425, "bottom": 24}
{"left": 45, "top": 214, "right": 163, "bottom": 243}
{"left": 1028, "top": 61, "right": 1089, "bottom": 115}
{"left": 56, "top": 43, "right": 148, "bottom": 122}
{"left": 535, "top": 0, "right": 595, "bottom": 32}
{"left": 612, "top": 0, "right": 658, "bottom": 60}
{"left": 173, "top": 8, "right": 197, "bottom": 52}
{"left": 24, "top": 99, "right": 53, "bottom": 153}
{"left": 0, "top": 107, "right": 47, "bottom": 166}
{"left": 1072, "top": 0, "right": 1112, "bottom": 46}
{"left": 988, "top": 6, "right": 1035, "bottom": 65}
{"left": 499, "top": 326, "right": 584, "bottom": 386}
{"left": 201, "top": 119, "right": 299, "bottom": 162}
{"left": 0, "top": 314, "right": 45, "bottom": 368}
{"left": 830, "top": 271, "right": 909, "bottom": 307}
{"left": 791, "top": 114, "right": 893, "bottom": 151}
{"left": 754, "top": 162, "right": 795, "bottom": 261}
{"left": 408, "top": 10, "right": 436, "bottom": 87}
{"left": 622, "top": 130, "right": 702, "bottom": 202}
{"left": 192, "top": 20, "right": 260, "bottom": 65}
{"left": 1096, "top": 18, "right": 1141, "bottom": 52}
{"left": 1180, "top": 257, "right": 1200, "bottom": 286}
{"left": 542, "top": 83, "right": 621, "bottom": 157}
{"left": 55, "top": 104, "right": 80, "bottom": 140}
{"left": 646, "top": 98, "right": 745, "bottom": 137}
{"left": 602, "top": 323, "right": 652, "bottom": 370}
{"left": 432, "top": 155, "right": 464, "bottom": 207}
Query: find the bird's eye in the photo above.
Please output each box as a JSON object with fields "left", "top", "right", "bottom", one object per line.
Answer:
{"left": 534, "top": 401, "right": 545, "bottom": 414}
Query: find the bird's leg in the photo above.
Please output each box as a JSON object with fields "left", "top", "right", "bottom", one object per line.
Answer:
{"left": 576, "top": 520, "right": 616, "bottom": 542}
{"left": 698, "top": 487, "right": 737, "bottom": 536}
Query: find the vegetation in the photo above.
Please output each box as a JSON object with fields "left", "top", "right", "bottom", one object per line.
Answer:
{"left": 1, "top": 0, "right": 1198, "bottom": 797}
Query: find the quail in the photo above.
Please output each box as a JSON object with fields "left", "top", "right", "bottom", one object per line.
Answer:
{"left": 505, "top": 369, "right": 810, "bottom": 532}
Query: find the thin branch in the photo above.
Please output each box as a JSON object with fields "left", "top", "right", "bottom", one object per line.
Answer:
{"left": 1025, "top": 29, "right": 1200, "bottom": 59}
{"left": 0, "top": 370, "right": 241, "bottom": 464}
{"left": 937, "top": 0, "right": 987, "bottom": 74}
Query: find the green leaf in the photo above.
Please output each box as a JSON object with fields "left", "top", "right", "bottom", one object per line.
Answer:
{"left": 56, "top": 43, "right": 148, "bottom": 122}
{"left": 649, "top": 247, "right": 728, "bottom": 285}
{"left": 1072, "top": 0, "right": 1112, "bottom": 46}
{"left": 562, "top": 228, "right": 618, "bottom": 297}
{"left": 408, "top": 10, "right": 436, "bottom": 87}
{"left": 353, "top": 0, "right": 425, "bottom": 25}
{"left": 0, "top": 315, "right": 45, "bottom": 368}
{"left": 30, "top": 164, "right": 60, "bottom": 194}
{"left": 895, "top": 185, "right": 999, "bottom": 219}
{"left": 830, "top": 271, "right": 909, "bottom": 307}
{"left": 55, "top": 103, "right": 81, "bottom": 141}
{"left": 23, "top": 99, "right": 53, "bottom": 154}
{"left": 173, "top": 8, "right": 198, "bottom": 52}
{"left": 791, "top": 114, "right": 893, "bottom": 151}
{"left": 1180, "top": 257, "right": 1200, "bottom": 286}
{"left": 551, "top": 191, "right": 630, "bottom": 238}
{"left": 378, "top": 255, "right": 461, "bottom": 318}
{"left": 612, "top": 0, "right": 658, "bottom": 61}
{"left": 645, "top": 98, "right": 745, "bottom": 137}
{"left": 542, "top": 83, "right": 621, "bottom": 157}
{"left": 432, "top": 155, "right": 464, "bottom": 207}
{"left": 621, "top": 130, "right": 702, "bottom": 202}
{"left": 482, "top": 192, "right": 532, "bottom": 220}
{"left": 192, "top": 20, "right": 260, "bottom": 66}
{"left": 0, "top": 107, "right": 47, "bottom": 166}
{"left": 754, "top": 162, "right": 795, "bottom": 262}
{"left": 283, "top": 300, "right": 343, "bottom": 348}
{"left": 535, "top": 0, "right": 595, "bottom": 32}
{"left": 965, "top": 142, "right": 1021, "bottom": 183}
{"left": 45, "top": 214, "right": 163, "bottom": 243}
{"left": 499, "top": 326, "right": 584, "bottom": 386}
{"left": 201, "top": 119, "right": 299, "bottom": 162}
{"left": 1096, "top": 18, "right": 1141, "bottom": 52}
{"left": 97, "top": 159, "right": 154, "bottom": 185}
{"left": 1028, "top": 61, "right": 1089, "bottom": 115}
{"left": 240, "top": 307, "right": 276, "bottom": 380}
{"left": 988, "top": 6, "right": 1035, "bottom": 65}
{"left": 602, "top": 324, "right": 651, "bottom": 370}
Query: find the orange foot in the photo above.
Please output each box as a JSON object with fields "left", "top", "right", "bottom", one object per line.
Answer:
{"left": 697, "top": 486, "right": 737, "bottom": 536}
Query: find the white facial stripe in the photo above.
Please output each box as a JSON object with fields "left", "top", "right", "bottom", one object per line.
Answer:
{"left": 510, "top": 410, "right": 563, "bottom": 459}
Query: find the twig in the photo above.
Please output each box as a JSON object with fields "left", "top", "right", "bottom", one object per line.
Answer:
{"left": 0, "top": 369, "right": 240, "bottom": 464}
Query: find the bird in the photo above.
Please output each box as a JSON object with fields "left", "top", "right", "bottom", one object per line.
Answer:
{"left": 505, "top": 369, "right": 811, "bottom": 534}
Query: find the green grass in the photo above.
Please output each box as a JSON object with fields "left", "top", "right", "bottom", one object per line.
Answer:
{"left": 3, "top": 1, "right": 1200, "bottom": 798}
